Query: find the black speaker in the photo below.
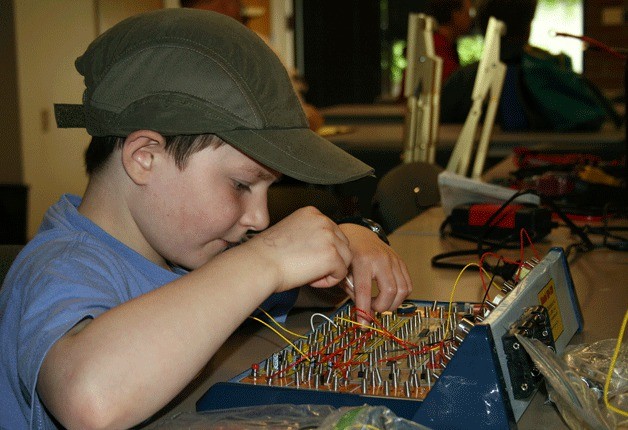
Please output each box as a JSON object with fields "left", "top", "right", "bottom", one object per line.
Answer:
{"left": 0, "top": 184, "right": 28, "bottom": 244}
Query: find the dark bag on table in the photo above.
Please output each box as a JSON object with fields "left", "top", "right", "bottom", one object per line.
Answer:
{"left": 520, "top": 50, "right": 609, "bottom": 132}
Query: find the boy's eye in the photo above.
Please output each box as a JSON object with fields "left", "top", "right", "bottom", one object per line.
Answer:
{"left": 234, "top": 181, "right": 251, "bottom": 192}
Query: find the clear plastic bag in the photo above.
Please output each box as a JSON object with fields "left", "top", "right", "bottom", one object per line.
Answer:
{"left": 145, "top": 404, "right": 336, "bottom": 429}
{"left": 146, "top": 403, "right": 431, "bottom": 430}
{"left": 317, "top": 405, "right": 431, "bottom": 430}
{"left": 564, "top": 339, "right": 628, "bottom": 402}
{"left": 517, "top": 335, "right": 628, "bottom": 430}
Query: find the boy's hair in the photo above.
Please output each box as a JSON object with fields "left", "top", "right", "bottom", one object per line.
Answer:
{"left": 426, "top": 0, "right": 465, "bottom": 26}
{"left": 84, "top": 134, "right": 222, "bottom": 175}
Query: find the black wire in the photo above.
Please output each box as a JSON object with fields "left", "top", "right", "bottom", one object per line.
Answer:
{"left": 475, "top": 190, "right": 540, "bottom": 257}
{"left": 434, "top": 190, "right": 538, "bottom": 271}
{"left": 542, "top": 198, "right": 595, "bottom": 252}
{"left": 480, "top": 258, "right": 501, "bottom": 314}
{"left": 601, "top": 203, "right": 628, "bottom": 251}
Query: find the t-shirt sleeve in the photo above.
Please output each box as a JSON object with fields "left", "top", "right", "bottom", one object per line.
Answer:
{"left": 15, "top": 244, "right": 136, "bottom": 423}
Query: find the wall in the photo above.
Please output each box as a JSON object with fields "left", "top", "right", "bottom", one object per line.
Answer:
{"left": 13, "top": 0, "right": 95, "bottom": 239}
{"left": 12, "top": 0, "right": 167, "bottom": 239}
{"left": 0, "top": 0, "right": 26, "bottom": 244}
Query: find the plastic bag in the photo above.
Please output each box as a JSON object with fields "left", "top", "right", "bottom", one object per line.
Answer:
{"left": 145, "top": 404, "right": 336, "bottom": 429}
{"left": 317, "top": 405, "right": 431, "bottom": 430}
{"left": 145, "top": 403, "right": 431, "bottom": 430}
{"left": 517, "top": 335, "right": 627, "bottom": 429}
{"left": 564, "top": 339, "right": 628, "bottom": 403}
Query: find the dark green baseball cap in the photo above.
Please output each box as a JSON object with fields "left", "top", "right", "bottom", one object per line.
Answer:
{"left": 54, "top": 8, "right": 373, "bottom": 185}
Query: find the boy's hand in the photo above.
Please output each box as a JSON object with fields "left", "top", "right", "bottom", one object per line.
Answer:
{"left": 338, "top": 223, "right": 412, "bottom": 319}
{"left": 246, "top": 207, "right": 353, "bottom": 292}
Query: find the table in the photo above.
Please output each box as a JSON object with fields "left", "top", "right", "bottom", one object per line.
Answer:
{"left": 327, "top": 122, "right": 625, "bottom": 160}
{"left": 391, "top": 207, "right": 627, "bottom": 329}
{"left": 323, "top": 120, "right": 624, "bottom": 220}
{"left": 321, "top": 103, "right": 406, "bottom": 124}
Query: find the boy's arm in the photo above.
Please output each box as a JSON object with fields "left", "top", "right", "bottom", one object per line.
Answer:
{"left": 37, "top": 207, "right": 351, "bottom": 430}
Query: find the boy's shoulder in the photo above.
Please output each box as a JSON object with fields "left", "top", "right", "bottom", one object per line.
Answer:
{"left": 9, "top": 194, "right": 167, "bottom": 290}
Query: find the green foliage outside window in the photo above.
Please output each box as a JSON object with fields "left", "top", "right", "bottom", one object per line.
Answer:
{"left": 390, "top": 40, "right": 407, "bottom": 84}
{"left": 457, "top": 34, "right": 484, "bottom": 66}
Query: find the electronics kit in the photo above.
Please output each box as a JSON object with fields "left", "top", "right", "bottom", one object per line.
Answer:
{"left": 197, "top": 248, "right": 583, "bottom": 429}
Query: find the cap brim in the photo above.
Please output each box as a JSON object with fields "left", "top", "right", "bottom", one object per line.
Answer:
{"left": 217, "top": 127, "right": 374, "bottom": 185}
{"left": 54, "top": 103, "right": 373, "bottom": 185}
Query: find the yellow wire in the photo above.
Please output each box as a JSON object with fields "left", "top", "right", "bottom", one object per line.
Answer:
{"left": 256, "top": 307, "right": 307, "bottom": 339}
{"left": 248, "top": 316, "right": 310, "bottom": 362}
{"left": 447, "top": 262, "right": 480, "bottom": 319}
{"left": 336, "top": 316, "right": 387, "bottom": 335}
{"left": 444, "top": 263, "right": 499, "bottom": 338}
{"left": 603, "top": 308, "right": 628, "bottom": 417}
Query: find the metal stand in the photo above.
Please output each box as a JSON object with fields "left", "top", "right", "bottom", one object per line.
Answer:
{"left": 446, "top": 17, "right": 506, "bottom": 179}
{"left": 402, "top": 14, "right": 442, "bottom": 164}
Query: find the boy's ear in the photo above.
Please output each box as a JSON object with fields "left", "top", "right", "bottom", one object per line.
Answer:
{"left": 121, "top": 130, "right": 167, "bottom": 185}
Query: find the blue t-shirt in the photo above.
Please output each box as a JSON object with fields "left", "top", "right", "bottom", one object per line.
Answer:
{"left": 0, "top": 194, "right": 297, "bottom": 429}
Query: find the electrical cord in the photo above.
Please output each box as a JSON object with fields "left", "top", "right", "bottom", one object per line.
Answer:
{"left": 542, "top": 198, "right": 595, "bottom": 253}
{"left": 475, "top": 191, "right": 546, "bottom": 267}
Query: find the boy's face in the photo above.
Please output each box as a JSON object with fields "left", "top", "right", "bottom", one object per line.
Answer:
{"left": 131, "top": 141, "right": 280, "bottom": 270}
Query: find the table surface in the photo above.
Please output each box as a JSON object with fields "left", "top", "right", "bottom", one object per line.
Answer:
{"left": 325, "top": 121, "right": 625, "bottom": 159}
{"left": 321, "top": 103, "right": 406, "bottom": 123}
{"left": 158, "top": 163, "right": 627, "bottom": 429}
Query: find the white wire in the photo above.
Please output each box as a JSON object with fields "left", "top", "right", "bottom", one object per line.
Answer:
{"left": 310, "top": 312, "right": 338, "bottom": 332}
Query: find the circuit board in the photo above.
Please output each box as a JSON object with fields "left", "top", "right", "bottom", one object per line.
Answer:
{"left": 237, "top": 302, "right": 471, "bottom": 400}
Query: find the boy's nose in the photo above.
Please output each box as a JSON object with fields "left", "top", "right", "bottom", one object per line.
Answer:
{"left": 242, "top": 196, "right": 270, "bottom": 232}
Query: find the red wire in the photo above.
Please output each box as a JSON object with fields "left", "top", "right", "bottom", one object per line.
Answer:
{"left": 479, "top": 251, "right": 522, "bottom": 300}
{"left": 267, "top": 306, "right": 459, "bottom": 381}
{"left": 554, "top": 32, "right": 627, "bottom": 61}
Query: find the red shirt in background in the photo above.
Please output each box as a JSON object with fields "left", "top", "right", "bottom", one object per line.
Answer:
{"left": 433, "top": 32, "right": 460, "bottom": 83}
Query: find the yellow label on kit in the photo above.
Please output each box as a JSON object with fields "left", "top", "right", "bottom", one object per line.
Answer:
{"left": 538, "top": 279, "right": 564, "bottom": 339}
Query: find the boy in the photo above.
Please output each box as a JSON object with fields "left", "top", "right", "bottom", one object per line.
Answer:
{"left": 0, "top": 8, "right": 411, "bottom": 430}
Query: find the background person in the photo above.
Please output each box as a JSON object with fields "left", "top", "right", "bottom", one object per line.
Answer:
{"left": 439, "top": 0, "right": 617, "bottom": 131}
{"left": 398, "top": 0, "right": 474, "bottom": 101}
